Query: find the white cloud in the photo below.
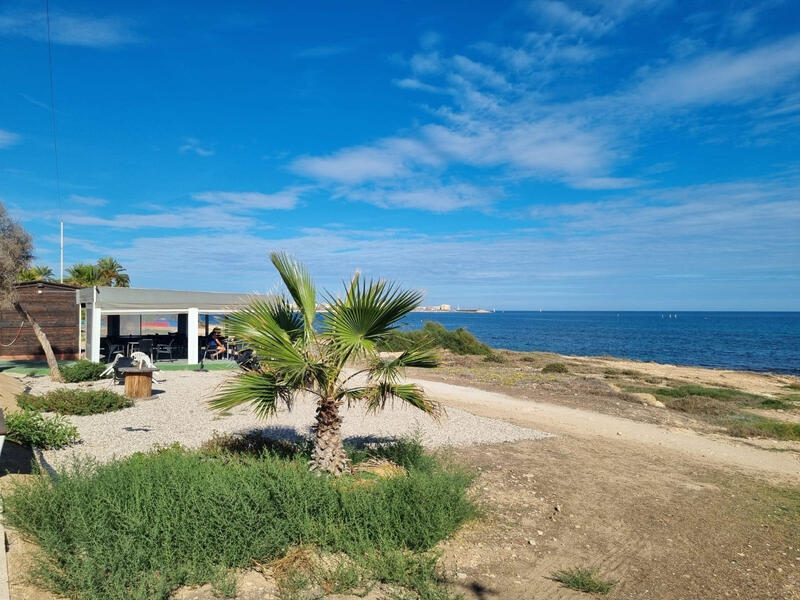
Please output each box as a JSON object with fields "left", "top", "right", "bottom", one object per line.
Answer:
{"left": 343, "top": 183, "right": 500, "bottom": 212}
{"left": 633, "top": 35, "right": 800, "bottom": 107}
{"left": 0, "top": 129, "right": 20, "bottom": 148}
{"left": 193, "top": 188, "right": 306, "bottom": 210}
{"left": 178, "top": 138, "right": 214, "bottom": 157}
{"left": 69, "top": 194, "right": 108, "bottom": 207}
{"left": 0, "top": 9, "right": 139, "bottom": 48}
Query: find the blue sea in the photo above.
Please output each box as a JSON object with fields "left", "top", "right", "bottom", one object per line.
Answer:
{"left": 400, "top": 312, "right": 800, "bottom": 375}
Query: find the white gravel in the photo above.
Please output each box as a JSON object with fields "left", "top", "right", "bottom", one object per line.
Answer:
{"left": 16, "top": 370, "right": 551, "bottom": 469}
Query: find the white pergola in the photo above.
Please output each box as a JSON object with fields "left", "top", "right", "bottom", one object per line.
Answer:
{"left": 76, "top": 286, "right": 271, "bottom": 364}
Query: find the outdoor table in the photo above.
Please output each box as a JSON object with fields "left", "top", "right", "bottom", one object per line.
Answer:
{"left": 118, "top": 367, "right": 158, "bottom": 399}
{"left": 126, "top": 341, "right": 139, "bottom": 356}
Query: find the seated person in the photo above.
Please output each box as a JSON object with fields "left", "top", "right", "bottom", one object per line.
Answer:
{"left": 207, "top": 327, "right": 227, "bottom": 359}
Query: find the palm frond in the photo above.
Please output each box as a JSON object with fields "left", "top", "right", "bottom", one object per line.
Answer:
{"left": 210, "top": 372, "right": 293, "bottom": 419}
{"left": 369, "top": 346, "right": 439, "bottom": 383}
{"left": 270, "top": 251, "right": 317, "bottom": 338}
{"left": 346, "top": 382, "right": 441, "bottom": 419}
{"left": 224, "top": 301, "right": 312, "bottom": 386}
{"left": 323, "top": 275, "right": 424, "bottom": 360}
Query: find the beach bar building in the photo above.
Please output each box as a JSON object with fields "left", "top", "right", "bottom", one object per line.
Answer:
{"left": 77, "top": 287, "right": 270, "bottom": 364}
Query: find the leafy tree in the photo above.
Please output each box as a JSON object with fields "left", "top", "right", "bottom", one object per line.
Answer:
{"left": 0, "top": 203, "right": 64, "bottom": 382}
{"left": 17, "top": 265, "right": 55, "bottom": 282}
{"left": 211, "top": 252, "right": 440, "bottom": 475}
{"left": 66, "top": 263, "right": 101, "bottom": 287}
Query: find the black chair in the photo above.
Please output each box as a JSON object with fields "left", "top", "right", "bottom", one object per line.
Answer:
{"left": 113, "top": 356, "right": 135, "bottom": 384}
{"left": 155, "top": 338, "right": 175, "bottom": 361}
{"left": 138, "top": 339, "right": 154, "bottom": 360}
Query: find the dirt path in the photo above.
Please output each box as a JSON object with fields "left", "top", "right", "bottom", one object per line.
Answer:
{"left": 411, "top": 377, "right": 800, "bottom": 482}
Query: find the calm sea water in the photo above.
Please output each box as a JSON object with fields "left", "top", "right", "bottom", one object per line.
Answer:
{"left": 400, "top": 312, "right": 800, "bottom": 375}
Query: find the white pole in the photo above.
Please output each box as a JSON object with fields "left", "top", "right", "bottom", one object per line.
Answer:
{"left": 60, "top": 219, "right": 64, "bottom": 283}
{"left": 187, "top": 308, "right": 199, "bottom": 365}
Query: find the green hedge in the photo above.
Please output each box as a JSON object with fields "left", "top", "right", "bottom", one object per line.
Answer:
{"left": 5, "top": 410, "right": 80, "bottom": 449}
{"left": 60, "top": 360, "right": 107, "bottom": 383}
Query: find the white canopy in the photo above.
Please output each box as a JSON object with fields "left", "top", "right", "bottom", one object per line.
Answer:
{"left": 77, "top": 286, "right": 273, "bottom": 364}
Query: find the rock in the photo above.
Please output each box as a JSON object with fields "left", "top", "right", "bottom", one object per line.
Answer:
{"left": 630, "top": 392, "right": 666, "bottom": 408}
{"left": 456, "top": 572, "right": 468, "bottom": 579}
{"left": 527, "top": 539, "right": 537, "bottom": 546}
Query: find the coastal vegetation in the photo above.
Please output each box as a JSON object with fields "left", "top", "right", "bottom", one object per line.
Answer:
{"left": 18, "top": 388, "right": 131, "bottom": 416}
{"left": 4, "top": 409, "right": 80, "bottom": 449}
{"left": 211, "top": 252, "right": 440, "bottom": 475}
{"left": 2, "top": 437, "right": 475, "bottom": 600}
{"left": 380, "top": 320, "right": 495, "bottom": 356}
{"left": 59, "top": 359, "right": 107, "bottom": 382}
{"left": 542, "top": 362, "right": 569, "bottom": 374}
{"left": 66, "top": 256, "right": 130, "bottom": 287}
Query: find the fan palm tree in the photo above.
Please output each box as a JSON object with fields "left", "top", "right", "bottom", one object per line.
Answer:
{"left": 66, "top": 263, "right": 101, "bottom": 287}
{"left": 17, "top": 265, "right": 55, "bottom": 282}
{"left": 211, "top": 252, "right": 441, "bottom": 475}
{"left": 96, "top": 256, "right": 130, "bottom": 287}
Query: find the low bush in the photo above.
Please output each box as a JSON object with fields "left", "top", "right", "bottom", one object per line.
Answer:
{"left": 542, "top": 362, "right": 569, "bottom": 374}
{"left": 60, "top": 360, "right": 107, "bottom": 383}
{"left": 483, "top": 352, "right": 507, "bottom": 363}
{"left": 3, "top": 438, "right": 475, "bottom": 600}
{"left": 5, "top": 410, "right": 80, "bottom": 449}
{"left": 380, "top": 321, "right": 493, "bottom": 356}
{"left": 17, "top": 388, "right": 132, "bottom": 415}
{"left": 724, "top": 414, "right": 800, "bottom": 441}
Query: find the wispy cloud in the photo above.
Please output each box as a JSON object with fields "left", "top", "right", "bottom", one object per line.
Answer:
{"left": 69, "top": 194, "right": 108, "bottom": 207}
{"left": 632, "top": 34, "right": 800, "bottom": 107}
{"left": 0, "top": 129, "right": 19, "bottom": 148}
{"left": 178, "top": 137, "right": 214, "bottom": 157}
{"left": 0, "top": 8, "right": 139, "bottom": 48}
{"left": 193, "top": 188, "right": 307, "bottom": 210}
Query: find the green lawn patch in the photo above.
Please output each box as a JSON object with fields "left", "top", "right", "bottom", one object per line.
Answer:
{"left": 551, "top": 566, "right": 616, "bottom": 594}
{"left": 17, "top": 388, "right": 132, "bottom": 415}
{"left": 3, "top": 438, "right": 475, "bottom": 600}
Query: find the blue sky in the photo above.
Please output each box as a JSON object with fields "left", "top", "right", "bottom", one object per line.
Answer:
{"left": 2, "top": 0, "right": 799, "bottom": 310}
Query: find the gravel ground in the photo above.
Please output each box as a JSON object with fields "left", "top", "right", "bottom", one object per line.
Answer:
{"left": 15, "top": 370, "right": 552, "bottom": 470}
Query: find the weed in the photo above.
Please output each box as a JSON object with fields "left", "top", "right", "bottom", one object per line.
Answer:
{"left": 59, "top": 360, "right": 107, "bottom": 383}
{"left": 3, "top": 438, "right": 475, "bottom": 600}
{"left": 17, "top": 388, "right": 132, "bottom": 415}
{"left": 551, "top": 566, "right": 616, "bottom": 594}
{"left": 542, "top": 362, "right": 569, "bottom": 374}
{"left": 760, "top": 398, "right": 793, "bottom": 410}
{"left": 783, "top": 382, "right": 800, "bottom": 391}
{"left": 4, "top": 410, "right": 80, "bottom": 449}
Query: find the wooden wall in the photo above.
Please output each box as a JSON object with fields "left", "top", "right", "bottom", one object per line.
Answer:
{"left": 0, "top": 283, "right": 80, "bottom": 360}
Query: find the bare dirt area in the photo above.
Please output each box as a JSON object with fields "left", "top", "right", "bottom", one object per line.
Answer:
{"left": 439, "top": 436, "right": 800, "bottom": 600}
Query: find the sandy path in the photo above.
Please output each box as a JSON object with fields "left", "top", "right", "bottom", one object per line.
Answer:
{"left": 411, "top": 376, "right": 800, "bottom": 482}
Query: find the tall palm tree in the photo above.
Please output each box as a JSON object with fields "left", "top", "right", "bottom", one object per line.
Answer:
{"left": 211, "top": 252, "right": 440, "bottom": 475}
{"left": 66, "top": 263, "right": 101, "bottom": 287}
{"left": 96, "top": 256, "right": 130, "bottom": 287}
{"left": 17, "top": 265, "right": 55, "bottom": 282}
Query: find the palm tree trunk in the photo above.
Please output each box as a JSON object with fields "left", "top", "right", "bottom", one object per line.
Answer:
{"left": 12, "top": 300, "right": 64, "bottom": 383}
{"left": 310, "top": 398, "right": 350, "bottom": 475}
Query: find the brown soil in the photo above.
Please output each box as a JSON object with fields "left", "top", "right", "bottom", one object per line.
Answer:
{"left": 0, "top": 372, "right": 24, "bottom": 414}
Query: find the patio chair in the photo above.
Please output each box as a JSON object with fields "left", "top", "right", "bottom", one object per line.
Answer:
{"left": 138, "top": 339, "right": 154, "bottom": 361}
{"left": 110, "top": 356, "right": 135, "bottom": 385}
{"left": 155, "top": 338, "right": 176, "bottom": 361}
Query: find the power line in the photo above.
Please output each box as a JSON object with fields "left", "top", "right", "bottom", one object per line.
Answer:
{"left": 44, "top": 0, "right": 64, "bottom": 282}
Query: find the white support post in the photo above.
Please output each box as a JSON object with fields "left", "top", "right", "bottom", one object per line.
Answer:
{"left": 87, "top": 307, "right": 102, "bottom": 363}
{"left": 187, "top": 308, "right": 199, "bottom": 364}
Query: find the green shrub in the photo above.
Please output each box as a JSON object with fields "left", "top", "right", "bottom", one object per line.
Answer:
{"left": 60, "top": 360, "right": 107, "bottom": 383}
{"left": 483, "top": 352, "right": 507, "bottom": 363}
{"left": 542, "top": 362, "right": 569, "bottom": 374}
{"left": 3, "top": 439, "right": 475, "bottom": 600}
{"left": 380, "top": 321, "right": 492, "bottom": 356}
{"left": 5, "top": 410, "right": 80, "bottom": 449}
{"left": 17, "top": 388, "right": 132, "bottom": 415}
